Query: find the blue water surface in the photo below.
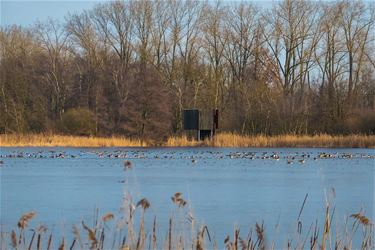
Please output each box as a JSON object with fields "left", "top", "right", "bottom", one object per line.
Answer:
{"left": 0, "top": 147, "right": 374, "bottom": 248}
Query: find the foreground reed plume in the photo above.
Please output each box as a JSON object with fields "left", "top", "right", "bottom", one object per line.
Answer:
{"left": 351, "top": 213, "right": 371, "bottom": 226}
{"left": 136, "top": 198, "right": 150, "bottom": 210}
{"left": 82, "top": 221, "right": 97, "bottom": 249}
{"left": 2, "top": 199, "right": 373, "bottom": 250}
{"left": 17, "top": 211, "right": 36, "bottom": 230}
{"left": 102, "top": 213, "right": 115, "bottom": 222}
{"left": 171, "top": 192, "right": 187, "bottom": 207}
{"left": 10, "top": 230, "right": 17, "bottom": 249}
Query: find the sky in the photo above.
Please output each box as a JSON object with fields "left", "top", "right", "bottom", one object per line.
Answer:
{"left": 1, "top": 0, "right": 372, "bottom": 28}
{"left": 1, "top": 1, "right": 102, "bottom": 27}
{"left": 0, "top": 0, "right": 279, "bottom": 27}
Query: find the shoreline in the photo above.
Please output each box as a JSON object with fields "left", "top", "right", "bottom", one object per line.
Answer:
{"left": 1, "top": 133, "right": 374, "bottom": 148}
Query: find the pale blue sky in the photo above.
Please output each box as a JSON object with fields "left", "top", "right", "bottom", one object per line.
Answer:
{"left": 0, "top": 0, "right": 278, "bottom": 27}
{"left": 1, "top": 1, "right": 101, "bottom": 27}
{"left": 2, "top": 0, "right": 371, "bottom": 28}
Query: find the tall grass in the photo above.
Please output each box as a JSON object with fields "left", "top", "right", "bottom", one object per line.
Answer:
{"left": 165, "top": 135, "right": 207, "bottom": 147}
{"left": 1, "top": 133, "right": 374, "bottom": 147}
{"left": 167, "top": 133, "right": 375, "bottom": 148}
{"left": 0, "top": 134, "right": 147, "bottom": 147}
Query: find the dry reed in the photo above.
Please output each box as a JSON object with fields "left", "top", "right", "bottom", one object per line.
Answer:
{"left": 102, "top": 213, "right": 114, "bottom": 222}
{"left": 0, "top": 134, "right": 146, "bottom": 147}
{"left": 167, "top": 133, "right": 375, "bottom": 148}
{"left": 17, "top": 211, "right": 36, "bottom": 230}
{"left": 3, "top": 199, "right": 373, "bottom": 250}
{"left": 1, "top": 133, "right": 374, "bottom": 147}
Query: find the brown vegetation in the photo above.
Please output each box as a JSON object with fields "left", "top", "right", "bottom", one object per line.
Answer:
{"left": 168, "top": 133, "right": 375, "bottom": 148}
{"left": 207, "top": 133, "right": 375, "bottom": 148}
{"left": 1, "top": 0, "right": 374, "bottom": 139}
{"left": 1, "top": 133, "right": 374, "bottom": 148}
{"left": 0, "top": 134, "right": 146, "bottom": 147}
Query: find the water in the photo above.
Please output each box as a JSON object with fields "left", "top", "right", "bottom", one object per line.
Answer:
{"left": 1, "top": 147, "right": 374, "bottom": 248}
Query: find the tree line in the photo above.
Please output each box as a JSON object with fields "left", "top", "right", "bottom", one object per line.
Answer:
{"left": 1, "top": 0, "right": 374, "bottom": 141}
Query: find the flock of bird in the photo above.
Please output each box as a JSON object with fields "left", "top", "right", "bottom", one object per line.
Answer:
{"left": 0, "top": 149, "right": 374, "bottom": 167}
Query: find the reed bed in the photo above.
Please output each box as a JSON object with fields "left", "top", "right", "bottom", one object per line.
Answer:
{"left": 165, "top": 135, "right": 207, "bottom": 147}
{"left": 167, "top": 133, "right": 375, "bottom": 148}
{"left": 1, "top": 133, "right": 374, "bottom": 148}
{"left": 0, "top": 134, "right": 147, "bottom": 147}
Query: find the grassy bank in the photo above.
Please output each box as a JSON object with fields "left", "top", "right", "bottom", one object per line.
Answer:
{"left": 167, "top": 133, "right": 375, "bottom": 148}
{"left": 1, "top": 133, "right": 374, "bottom": 148}
{"left": 0, "top": 134, "right": 147, "bottom": 147}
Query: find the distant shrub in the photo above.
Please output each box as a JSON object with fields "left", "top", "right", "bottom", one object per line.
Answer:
{"left": 343, "top": 109, "right": 375, "bottom": 134}
{"left": 59, "top": 108, "right": 96, "bottom": 136}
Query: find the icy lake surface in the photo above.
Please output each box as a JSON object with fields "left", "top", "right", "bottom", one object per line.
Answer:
{"left": 1, "top": 147, "right": 374, "bottom": 247}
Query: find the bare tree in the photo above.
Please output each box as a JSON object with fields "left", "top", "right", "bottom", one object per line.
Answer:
{"left": 314, "top": 2, "right": 348, "bottom": 128}
{"left": 90, "top": 1, "right": 134, "bottom": 131}
{"left": 1, "top": 0, "right": 375, "bottom": 136}
{"left": 339, "top": 0, "right": 375, "bottom": 110}
{"left": 150, "top": 0, "right": 170, "bottom": 69}
{"left": 131, "top": 0, "right": 153, "bottom": 66}
{"left": 35, "top": 18, "right": 71, "bottom": 119}
{"left": 201, "top": 1, "right": 227, "bottom": 109}
{"left": 262, "top": 0, "right": 324, "bottom": 133}
{"left": 221, "top": 2, "right": 260, "bottom": 131}
{"left": 66, "top": 11, "right": 109, "bottom": 134}
{"left": 0, "top": 27, "right": 47, "bottom": 132}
